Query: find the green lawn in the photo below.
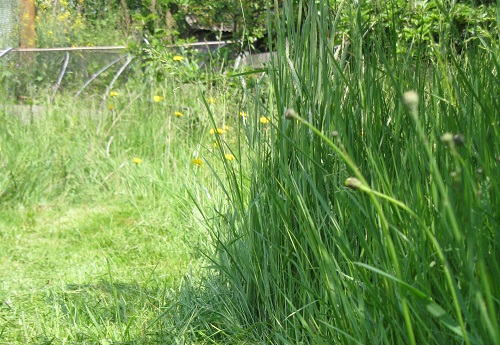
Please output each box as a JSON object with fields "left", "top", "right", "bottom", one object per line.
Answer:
{"left": 0, "top": 196, "right": 206, "bottom": 343}
{"left": 0, "top": 77, "right": 233, "bottom": 343}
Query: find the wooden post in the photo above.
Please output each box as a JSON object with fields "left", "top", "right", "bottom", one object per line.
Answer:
{"left": 20, "top": 0, "right": 36, "bottom": 48}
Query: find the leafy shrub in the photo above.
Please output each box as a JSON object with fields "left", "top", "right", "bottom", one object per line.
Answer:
{"left": 335, "top": 0, "right": 498, "bottom": 55}
{"left": 35, "top": 0, "right": 124, "bottom": 47}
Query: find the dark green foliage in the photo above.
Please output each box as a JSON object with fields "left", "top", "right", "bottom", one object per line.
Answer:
{"left": 335, "top": 0, "right": 498, "bottom": 55}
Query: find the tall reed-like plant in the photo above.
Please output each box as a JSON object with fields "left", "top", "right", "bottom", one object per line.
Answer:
{"left": 201, "top": 0, "right": 499, "bottom": 343}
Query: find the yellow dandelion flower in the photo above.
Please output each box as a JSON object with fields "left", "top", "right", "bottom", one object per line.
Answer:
{"left": 109, "top": 91, "right": 119, "bottom": 97}
{"left": 213, "top": 141, "right": 218, "bottom": 148}
{"left": 108, "top": 104, "right": 114, "bottom": 110}
{"left": 209, "top": 128, "right": 225, "bottom": 134}
{"left": 260, "top": 116, "right": 271, "bottom": 124}
{"left": 174, "top": 111, "right": 184, "bottom": 117}
{"left": 153, "top": 95, "right": 163, "bottom": 102}
{"left": 173, "top": 55, "right": 184, "bottom": 61}
{"left": 207, "top": 97, "right": 216, "bottom": 104}
{"left": 239, "top": 111, "right": 247, "bottom": 117}
{"left": 224, "top": 153, "right": 235, "bottom": 161}
{"left": 133, "top": 157, "right": 143, "bottom": 164}
{"left": 192, "top": 158, "right": 203, "bottom": 166}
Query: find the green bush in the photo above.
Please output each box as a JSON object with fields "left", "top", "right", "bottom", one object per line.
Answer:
{"left": 35, "top": 0, "right": 124, "bottom": 47}
{"left": 334, "top": 0, "right": 498, "bottom": 55}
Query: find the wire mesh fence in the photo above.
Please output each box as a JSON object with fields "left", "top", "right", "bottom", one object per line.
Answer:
{"left": 0, "top": 46, "right": 129, "bottom": 100}
{"left": 0, "top": 0, "right": 19, "bottom": 48}
{"left": 0, "top": 41, "right": 232, "bottom": 101}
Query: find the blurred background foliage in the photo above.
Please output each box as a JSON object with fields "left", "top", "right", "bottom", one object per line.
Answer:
{"left": 1, "top": 0, "right": 498, "bottom": 100}
{"left": 31, "top": 0, "right": 498, "bottom": 52}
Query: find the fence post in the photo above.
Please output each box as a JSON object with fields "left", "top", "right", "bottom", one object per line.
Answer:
{"left": 20, "top": 0, "right": 35, "bottom": 48}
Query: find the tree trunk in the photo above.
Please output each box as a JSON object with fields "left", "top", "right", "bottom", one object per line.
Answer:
{"left": 120, "top": 0, "right": 131, "bottom": 35}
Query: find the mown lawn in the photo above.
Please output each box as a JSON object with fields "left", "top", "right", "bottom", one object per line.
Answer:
{"left": 0, "top": 74, "right": 235, "bottom": 343}
{"left": 0, "top": 197, "right": 205, "bottom": 343}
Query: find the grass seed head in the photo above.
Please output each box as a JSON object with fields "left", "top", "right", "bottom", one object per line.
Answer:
{"left": 441, "top": 132, "right": 454, "bottom": 145}
{"left": 284, "top": 108, "right": 297, "bottom": 120}
{"left": 345, "top": 177, "right": 362, "bottom": 190}
{"left": 450, "top": 171, "right": 460, "bottom": 182}
{"left": 402, "top": 90, "right": 419, "bottom": 113}
{"left": 453, "top": 134, "right": 465, "bottom": 146}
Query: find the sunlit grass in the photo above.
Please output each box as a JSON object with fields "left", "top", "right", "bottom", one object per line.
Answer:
{"left": 0, "top": 69, "right": 258, "bottom": 343}
{"left": 1, "top": 0, "right": 498, "bottom": 343}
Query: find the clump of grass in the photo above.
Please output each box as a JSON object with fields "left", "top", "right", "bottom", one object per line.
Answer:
{"left": 197, "top": 0, "right": 500, "bottom": 344}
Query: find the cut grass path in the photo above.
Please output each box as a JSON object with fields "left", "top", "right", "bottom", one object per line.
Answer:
{"left": 0, "top": 198, "right": 204, "bottom": 344}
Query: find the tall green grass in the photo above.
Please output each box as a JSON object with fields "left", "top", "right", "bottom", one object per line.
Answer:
{"left": 0, "top": 75, "right": 213, "bottom": 206}
{"left": 197, "top": 0, "right": 500, "bottom": 343}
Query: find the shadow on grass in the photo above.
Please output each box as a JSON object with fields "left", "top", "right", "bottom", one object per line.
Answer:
{"left": 45, "top": 280, "right": 167, "bottom": 344}
{"left": 41, "top": 276, "right": 260, "bottom": 344}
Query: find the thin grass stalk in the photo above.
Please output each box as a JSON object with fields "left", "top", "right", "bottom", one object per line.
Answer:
{"left": 404, "top": 92, "right": 470, "bottom": 345}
